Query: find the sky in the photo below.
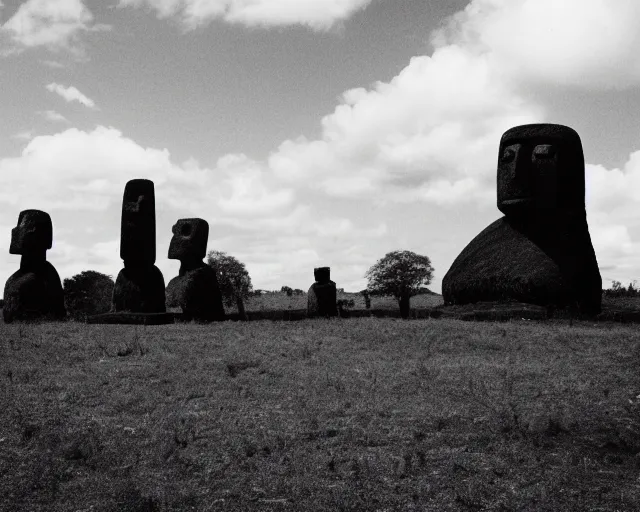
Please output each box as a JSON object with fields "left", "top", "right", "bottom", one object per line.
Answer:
{"left": 2, "top": 0, "right": 640, "bottom": 295}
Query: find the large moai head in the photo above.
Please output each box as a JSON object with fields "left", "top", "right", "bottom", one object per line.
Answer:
{"left": 120, "top": 179, "right": 156, "bottom": 264}
{"left": 9, "top": 210, "right": 53, "bottom": 256}
{"left": 497, "top": 124, "right": 585, "bottom": 217}
{"left": 168, "top": 218, "right": 209, "bottom": 262}
{"left": 314, "top": 267, "right": 331, "bottom": 284}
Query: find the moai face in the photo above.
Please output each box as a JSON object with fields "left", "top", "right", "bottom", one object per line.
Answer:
{"left": 314, "top": 267, "right": 331, "bottom": 284}
{"left": 168, "top": 218, "right": 209, "bottom": 262}
{"left": 497, "top": 124, "right": 585, "bottom": 217}
{"left": 120, "top": 179, "right": 156, "bottom": 264}
{"left": 9, "top": 210, "right": 52, "bottom": 255}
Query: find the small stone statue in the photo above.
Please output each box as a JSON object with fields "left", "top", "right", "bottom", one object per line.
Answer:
{"left": 112, "top": 179, "right": 166, "bottom": 313}
{"left": 442, "top": 124, "right": 602, "bottom": 315}
{"left": 308, "top": 267, "right": 338, "bottom": 317}
{"left": 3, "top": 210, "right": 65, "bottom": 323}
{"left": 166, "top": 218, "right": 225, "bottom": 322}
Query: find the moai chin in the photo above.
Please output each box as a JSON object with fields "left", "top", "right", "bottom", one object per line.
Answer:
{"left": 165, "top": 218, "right": 225, "bottom": 322}
{"left": 3, "top": 210, "right": 66, "bottom": 323}
{"left": 442, "top": 123, "right": 602, "bottom": 316}
{"left": 112, "top": 179, "right": 166, "bottom": 313}
{"left": 308, "top": 266, "right": 338, "bottom": 318}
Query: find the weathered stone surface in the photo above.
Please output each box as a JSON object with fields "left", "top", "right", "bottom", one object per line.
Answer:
{"left": 168, "top": 218, "right": 208, "bottom": 261}
{"left": 111, "top": 179, "right": 166, "bottom": 314}
{"left": 120, "top": 179, "right": 156, "bottom": 264}
{"left": 443, "top": 124, "right": 601, "bottom": 316}
{"left": 3, "top": 210, "right": 65, "bottom": 323}
{"left": 166, "top": 218, "right": 225, "bottom": 322}
{"left": 113, "top": 263, "right": 166, "bottom": 313}
{"left": 166, "top": 264, "right": 225, "bottom": 322}
{"left": 308, "top": 267, "right": 338, "bottom": 318}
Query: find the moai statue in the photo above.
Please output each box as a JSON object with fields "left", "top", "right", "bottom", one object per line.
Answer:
{"left": 112, "top": 179, "right": 166, "bottom": 313}
{"left": 3, "top": 210, "right": 65, "bottom": 323}
{"left": 442, "top": 124, "right": 602, "bottom": 316}
{"left": 307, "top": 266, "right": 338, "bottom": 317}
{"left": 166, "top": 218, "right": 225, "bottom": 322}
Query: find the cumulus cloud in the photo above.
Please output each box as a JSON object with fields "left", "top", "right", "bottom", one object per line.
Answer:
{"left": 214, "top": 154, "right": 294, "bottom": 216}
{"left": 46, "top": 83, "right": 96, "bottom": 108}
{"left": 40, "top": 110, "right": 69, "bottom": 123}
{"left": 11, "top": 131, "right": 34, "bottom": 141}
{"left": 0, "top": 126, "right": 387, "bottom": 291}
{"left": 269, "top": 45, "right": 541, "bottom": 204}
{"left": 118, "top": 0, "right": 373, "bottom": 30}
{"left": 584, "top": 156, "right": 640, "bottom": 285}
{"left": 1, "top": 0, "right": 106, "bottom": 55}
{"left": 435, "top": 0, "right": 640, "bottom": 89}
{"left": 42, "top": 60, "right": 66, "bottom": 68}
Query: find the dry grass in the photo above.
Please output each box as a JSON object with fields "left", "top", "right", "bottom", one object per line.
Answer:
{"left": 229, "top": 291, "right": 444, "bottom": 314}
{"left": 1, "top": 318, "right": 639, "bottom": 511}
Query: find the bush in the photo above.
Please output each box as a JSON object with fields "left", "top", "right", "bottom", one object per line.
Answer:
{"left": 337, "top": 299, "right": 355, "bottom": 309}
{"left": 604, "top": 281, "right": 640, "bottom": 298}
{"left": 63, "top": 271, "right": 114, "bottom": 320}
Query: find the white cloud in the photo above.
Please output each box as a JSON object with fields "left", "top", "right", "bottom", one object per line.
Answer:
{"left": 46, "top": 82, "right": 96, "bottom": 108}
{"left": 11, "top": 131, "right": 34, "bottom": 141}
{"left": 583, "top": 154, "right": 640, "bottom": 286}
{"left": 0, "top": 127, "right": 172, "bottom": 210}
{"left": 268, "top": 45, "right": 541, "bottom": 204}
{"left": 0, "top": 126, "right": 390, "bottom": 293}
{"left": 214, "top": 154, "right": 294, "bottom": 216}
{"left": 436, "top": 0, "right": 640, "bottom": 89}
{"left": 40, "top": 110, "right": 69, "bottom": 123}
{"left": 118, "top": 0, "right": 373, "bottom": 30}
{"left": 42, "top": 60, "right": 66, "bottom": 68}
{"left": 1, "top": 0, "right": 103, "bottom": 55}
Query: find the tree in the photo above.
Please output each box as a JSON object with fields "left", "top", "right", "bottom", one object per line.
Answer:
{"left": 280, "top": 285, "right": 293, "bottom": 297}
{"left": 63, "top": 270, "right": 114, "bottom": 320}
{"left": 206, "top": 251, "right": 253, "bottom": 320}
{"left": 365, "top": 250, "right": 434, "bottom": 319}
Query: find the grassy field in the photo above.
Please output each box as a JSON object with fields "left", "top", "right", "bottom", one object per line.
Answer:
{"left": 1, "top": 317, "right": 640, "bottom": 511}
{"left": 224, "top": 291, "right": 444, "bottom": 315}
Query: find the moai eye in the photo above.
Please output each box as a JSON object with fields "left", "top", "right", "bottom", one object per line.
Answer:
{"left": 532, "top": 145, "right": 556, "bottom": 159}
{"left": 181, "top": 223, "right": 192, "bottom": 236}
{"left": 501, "top": 147, "right": 517, "bottom": 163}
